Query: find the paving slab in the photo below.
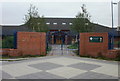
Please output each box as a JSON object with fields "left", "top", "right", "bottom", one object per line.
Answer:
{"left": 2, "top": 71, "right": 13, "bottom": 79}
{"left": 1, "top": 45, "right": 119, "bottom": 79}
{"left": 68, "top": 62, "right": 101, "bottom": 71}
{"left": 29, "top": 62, "right": 63, "bottom": 70}
{"left": 46, "top": 67, "right": 87, "bottom": 79}
{"left": 71, "top": 71, "right": 118, "bottom": 79}
{"left": 15, "top": 72, "right": 65, "bottom": 79}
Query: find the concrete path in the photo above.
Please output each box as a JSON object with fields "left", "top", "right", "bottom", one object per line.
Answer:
{"left": 48, "top": 45, "right": 77, "bottom": 56}
{"left": 0, "top": 45, "right": 119, "bottom": 79}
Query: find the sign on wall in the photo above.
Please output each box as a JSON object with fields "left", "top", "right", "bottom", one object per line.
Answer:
{"left": 89, "top": 36, "right": 103, "bottom": 43}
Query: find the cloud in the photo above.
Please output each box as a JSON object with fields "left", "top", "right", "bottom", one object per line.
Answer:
{"left": 1, "top": 2, "right": 118, "bottom": 27}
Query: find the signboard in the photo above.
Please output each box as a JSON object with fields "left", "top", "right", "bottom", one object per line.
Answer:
{"left": 89, "top": 36, "right": 103, "bottom": 43}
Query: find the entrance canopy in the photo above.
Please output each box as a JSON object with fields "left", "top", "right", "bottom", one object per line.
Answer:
{"left": 47, "top": 31, "right": 78, "bottom": 44}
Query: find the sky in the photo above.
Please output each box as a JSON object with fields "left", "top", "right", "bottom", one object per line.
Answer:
{"left": 0, "top": 0, "right": 119, "bottom": 28}
{"left": 118, "top": 1, "right": 120, "bottom": 26}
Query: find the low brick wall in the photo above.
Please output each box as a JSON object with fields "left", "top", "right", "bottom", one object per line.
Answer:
{"left": 0, "top": 49, "right": 10, "bottom": 56}
{"left": 9, "top": 49, "right": 22, "bottom": 57}
{"left": 103, "top": 50, "right": 120, "bottom": 59}
{"left": 0, "top": 49, "right": 24, "bottom": 57}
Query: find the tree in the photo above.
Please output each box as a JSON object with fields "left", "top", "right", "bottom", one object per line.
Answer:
{"left": 71, "top": 4, "right": 94, "bottom": 33}
{"left": 36, "top": 16, "right": 49, "bottom": 32}
{"left": 24, "top": 4, "right": 49, "bottom": 32}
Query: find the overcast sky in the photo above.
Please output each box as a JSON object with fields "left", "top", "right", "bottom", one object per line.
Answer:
{"left": 0, "top": 0, "right": 119, "bottom": 27}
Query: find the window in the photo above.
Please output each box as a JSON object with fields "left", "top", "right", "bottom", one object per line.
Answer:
{"left": 53, "top": 23, "right": 57, "bottom": 25}
{"left": 62, "top": 23, "right": 66, "bottom": 25}
{"left": 46, "top": 23, "right": 50, "bottom": 25}
{"left": 69, "top": 23, "right": 73, "bottom": 25}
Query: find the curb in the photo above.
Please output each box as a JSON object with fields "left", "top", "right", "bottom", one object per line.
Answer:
{"left": 0, "top": 58, "right": 29, "bottom": 61}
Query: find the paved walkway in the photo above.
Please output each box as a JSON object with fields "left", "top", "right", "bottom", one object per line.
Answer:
{"left": 48, "top": 45, "right": 77, "bottom": 56}
{"left": 0, "top": 45, "right": 119, "bottom": 79}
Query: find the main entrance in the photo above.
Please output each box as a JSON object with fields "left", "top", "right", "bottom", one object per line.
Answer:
{"left": 46, "top": 30, "right": 78, "bottom": 56}
{"left": 51, "top": 30, "right": 66, "bottom": 44}
{"left": 47, "top": 30, "right": 77, "bottom": 45}
{"left": 55, "top": 35, "right": 63, "bottom": 44}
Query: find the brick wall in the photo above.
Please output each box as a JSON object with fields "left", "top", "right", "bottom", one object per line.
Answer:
{"left": 1, "top": 32, "right": 46, "bottom": 57}
{"left": 17, "top": 32, "right": 46, "bottom": 56}
{"left": 114, "top": 37, "right": 120, "bottom": 48}
{"left": 103, "top": 50, "right": 120, "bottom": 59}
{"left": 0, "top": 49, "right": 10, "bottom": 56}
{"left": 79, "top": 32, "right": 120, "bottom": 59}
{"left": 79, "top": 32, "right": 108, "bottom": 57}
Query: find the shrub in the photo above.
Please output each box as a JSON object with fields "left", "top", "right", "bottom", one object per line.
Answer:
{"left": 46, "top": 46, "right": 52, "bottom": 54}
{"left": 115, "top": 50, "right": 120, "bottom": 61}
{"left": 115, "top": 41, "right": 120, "bottom": 48}
{"left": 2, "top": 36, "right": 14, "bottom": 48}
{"left": 67, "top": 42, "right": 78, "bottom": 49}
{"left": 115, "top": 41, "right": 120, "bottom": 44}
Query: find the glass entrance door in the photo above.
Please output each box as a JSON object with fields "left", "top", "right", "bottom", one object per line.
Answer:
{"left": 56, "top": 36, "right": 62, "bottom": 44}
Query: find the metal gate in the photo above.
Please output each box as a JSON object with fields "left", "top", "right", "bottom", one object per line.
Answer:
{"left": 46, "top": 31, "right": 79, "bottom": 56}
{"left": 108, "top": 32, "right": 114, "bottom": 50}
{"left": 14, "top": 32, "right": 17, "bottom": 49}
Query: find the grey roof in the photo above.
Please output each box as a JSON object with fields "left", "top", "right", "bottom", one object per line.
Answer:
{"left": 114, "top": 31, "right": 120, "bottom": 37}
{"left": 2, "top": 25, "right": 30, "bottom": 36}
{"left": 44, "top": 18, "right": 74, "bottom": 30}
{"left": 1, "top": 18, "right": 119, "bottom": 36}
{"left": 93, "top": 24, "right": 114, "bottom": 32}
{"left": 93, "top": 24, "right": 120, "bottom": 36}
